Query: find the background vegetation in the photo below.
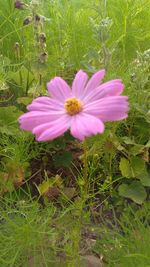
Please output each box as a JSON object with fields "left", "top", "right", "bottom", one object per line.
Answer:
{"left": 0, "top": 0, "right": 150, "bottom": 266}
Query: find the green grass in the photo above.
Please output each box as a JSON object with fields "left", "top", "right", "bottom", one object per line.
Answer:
{"left": 1, "top": 196, "right": 150, "bottom": 267}
{"left": 1, "top": 0, "right": 150, "bottom": 76}
{"left": 0, "top": 191, "right": 90, "bottom": 267}
{"left": 0, "top": 198, "right": 58, "bottom": 267}
{"left": 94, "top": 203, "right": 150, "bottom": 267}
{"left": 0, "top": 0, "right": 150, "bottom": 266}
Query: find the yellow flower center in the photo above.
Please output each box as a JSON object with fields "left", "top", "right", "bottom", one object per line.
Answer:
{"left": 64, "top": 97, "right": 82, "bottom": 116}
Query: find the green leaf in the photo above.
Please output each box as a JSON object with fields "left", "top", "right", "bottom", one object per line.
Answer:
{"left": 54, "top": 151, "right": 73, "bottom": 167}
{"left": 131, "top": 157, "right": 145, "bottom": 177}
{"left": 119, "top": 156, "right": 149, "bottom": 186}
{"left": 118, "top": 181, "right": 147, "bottom": 204}
{"left": 129, "top": 144, "right": 144, "bottom": 156}
{"left": 37, "top": 180, "right": 52, "bottom": 196}
{"left": 37, "top": 175, "right": 63, "bottom": 196}
{"left": 139, "top": 171, "right": 150, "bottom": 187}
{"left": 122, "top": 136, "right": 135, "bottom": 145}
{"left": 119, "top": 158, "right": 133, "bottom": 178}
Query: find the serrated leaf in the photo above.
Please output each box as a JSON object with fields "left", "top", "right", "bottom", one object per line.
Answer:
{"left": 118, "top": 181, "right": 147, "bottom": 204}
{"left": 119, "top": 158, "right": 133, "bottom": 178}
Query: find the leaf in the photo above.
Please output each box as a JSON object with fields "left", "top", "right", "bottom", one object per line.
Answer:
{"left": 131, "top": 157, "right": 146, "bottom": 177}
{"left": 134, "top": 117, "right": 150, "bottom": 138}
{"left": 118, "top": 181, "right": 147, "bottom": 204}
{"left": 119, "top": 156, "right": 149, "bottom": 185}
{"left": 119, "top": 158, "right": 133, "bottom": 178}
{"left": 37, "top": 175, "right": 63, "bottom": 196}
{"left": 131, "top": 157, "right": 150, "bottom": 186}
{"left": 52, "top": 175, "right": 63, "bottom": 188}
{"left": 54, "top": 151, "right": 73, "bottom": 167}
{"left": 139, "top": 171, "right": 150, "bottom": 187}
{"left": 129, "top": 144, "right": 145, "bottom": 156}
{"left": 122, "top": 136, "right": 135, "bottom": 145}
{"left": 38, "top": 180, "right": 52, "bottom": 196}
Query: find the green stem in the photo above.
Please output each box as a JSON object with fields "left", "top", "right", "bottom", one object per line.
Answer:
{"left": 83, "top": 140, "right": 88, "bottom": 196}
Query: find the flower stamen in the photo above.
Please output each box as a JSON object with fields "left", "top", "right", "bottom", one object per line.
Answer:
{"left": 64, "top": 97, "right": 82, "bottom": 115}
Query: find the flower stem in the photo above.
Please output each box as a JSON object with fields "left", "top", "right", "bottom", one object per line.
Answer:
{"left": 83, "top": 140, "right": 88, "bottom": 195}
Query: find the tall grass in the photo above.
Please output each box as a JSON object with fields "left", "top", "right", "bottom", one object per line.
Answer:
{"left": 94, "top": 203, "right": 150, "bottom": 267}
{"left": 1, "top": 0, "right": 150, "bottom": 78}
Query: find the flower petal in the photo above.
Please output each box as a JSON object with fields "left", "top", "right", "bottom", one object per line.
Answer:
{"left": 19, "top": 110, "right": 65, "bottom": 131}
{"left": 27, "top": 97, "right": 64, "bottom": 112}
{"left": 72, "top": 70, "right": 88, "bottom": 98}
{"left": 84, "top": 96, "right": 129, "bottom": 121}
{"left": 83, "top": 80, "right": 124, "bottom": 103}
{"left": 47, "top": 77, "right": 71, "bottom": 102}
{"left": 34, "top": 115, "right": 71, "bottom": 141}
{"left": 70, "top": 113, "right": 104, "bottom": 140}
{"left": 82, "top": 69, "right": 105, "bottom": 98}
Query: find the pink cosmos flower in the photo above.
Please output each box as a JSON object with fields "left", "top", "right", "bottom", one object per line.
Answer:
{"left": 19, "top": 70, "right": 129, "bottom": 141}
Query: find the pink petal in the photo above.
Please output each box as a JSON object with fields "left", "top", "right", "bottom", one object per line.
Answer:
{"left": 34, "top": 115, "right": 71, "bottom": 141}
{"left": 47, "top": 77, "right": 71, "bottom": 102}
{"left": 30, "top": 96, "right": 55, "bottom": 104}
{"left": 72, "top": 70, "right": 88, "bottom": 98}
{"left": 19, "top": 110, "right": 65, "bottom": 131}
{"left": 82, "top": 69, "right": 105, "bottom": 99}
{"left": 83, "top": 80, "right": 124, "bottom": 103}
{"left": 70, "top": 113, "right": 104, "bottom": 141}
{"left": 84, "top": 96, "right": 129, "bottom": 122}
{"left": 27, "top": 97, "right": 64, "bottom": 112}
